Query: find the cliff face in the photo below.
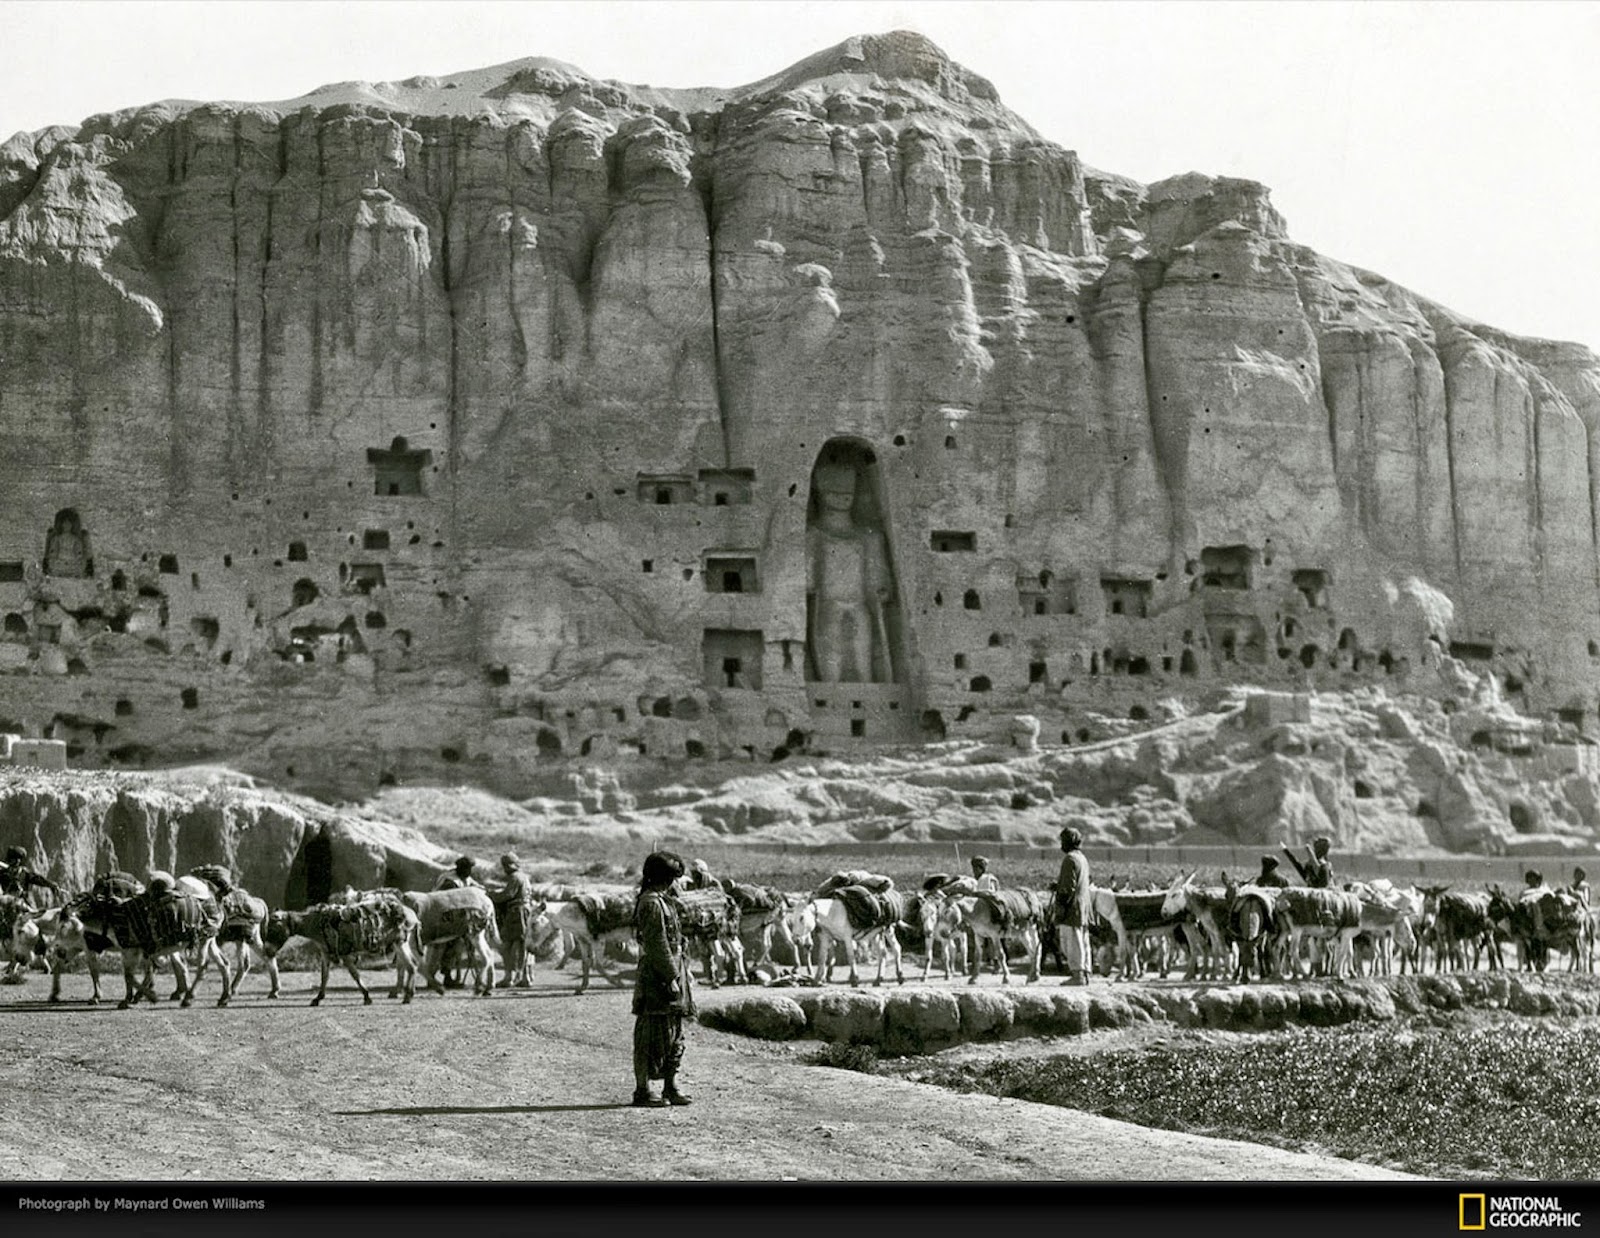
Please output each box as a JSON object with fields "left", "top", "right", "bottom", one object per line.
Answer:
{"left": 1, "top": 31, "right": 1598, "bottom": 836}
{"left": 0, "top": 769, "right": 453, "bottom": 906}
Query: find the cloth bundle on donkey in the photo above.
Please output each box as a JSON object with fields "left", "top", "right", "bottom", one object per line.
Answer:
{"left": 574, "top": 891, "right": 635, "bottom": 939}
{"left": 836, "top": 886, "right": 904, "bottom": 932}
{"left": 92, "top": 873, "right": 144, "bottom": 901}
{"left": 314, "top": 899, "right": 398, "bottom": 956}
{"left": 674, "top": 887, "right": 737, "bottom": 937}
{"left": 219, "top": 889, "right": 261, "bottom": 929}
{"left": 123, "top": 890, "right": 221, "bottom": 953}
{"left": 720, "top": 880, "right": 782, "bottom": 915}
{"left": 812, "top": 870, "right": 895, "bottom": 901}
{"left": 431, "top": 904, "right": 492, "bottom": 946}
{"left": 188, "top": 864, "right": 234, "bottom": 895}
{"left": 974, "top": 888, "right": 1040, "bottom": 932}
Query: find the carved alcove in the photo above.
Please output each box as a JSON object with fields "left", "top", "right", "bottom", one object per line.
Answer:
{"left": 43, "top": 509, "right": 92, "bottom": 578}
{"left": 802, "top": 438, "right": 907, "bottom": 685}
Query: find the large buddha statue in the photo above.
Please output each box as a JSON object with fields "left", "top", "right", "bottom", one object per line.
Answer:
{"left": 43, "top": 509, "right": 90, "bottom": 578}
{"left": 805, "top": 461, "right": 896, "bottom": 683}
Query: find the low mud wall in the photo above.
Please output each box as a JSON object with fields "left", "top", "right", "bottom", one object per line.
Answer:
{"left": 698, "top": 974, "right": 1600, "bottom": 1055}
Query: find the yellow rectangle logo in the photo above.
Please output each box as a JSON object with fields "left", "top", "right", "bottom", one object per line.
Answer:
{"left": 1461, "top": 1194, "right": 1487, "bottom": 1230}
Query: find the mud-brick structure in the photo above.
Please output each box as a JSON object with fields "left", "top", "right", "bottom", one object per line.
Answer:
{"left": 1, "top": 32, "right": 1598, "bottom": 800}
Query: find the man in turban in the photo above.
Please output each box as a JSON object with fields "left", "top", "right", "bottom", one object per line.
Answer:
{"left": 632, "top": 851, "right": 695, "bottom": 1108}
{"left": 1053, "top": 828, "right": 1092, "bottom": 986}
{"left": 1252, "top": 855, "right": 1291, "bottom": 889}
{"left": 489, "top": 853, "right": 537, "bottom": 989}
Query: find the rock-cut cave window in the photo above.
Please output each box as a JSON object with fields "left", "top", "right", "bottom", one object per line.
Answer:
{"left": 701, "top": 628, "right": 763, "bottom": 691}
{"left": 1199, "top": 545, "right": 1253, "bottom": 591}
{"left": 637, "top": 474, "right": 695, "bottom": 506}
{"left": 368, "top": 437, "right": 431, "bottom": 497}
{"left": 698, "top": 468, "right": 754, "bottom": 506}
{"left": 1293, "top": 569, "right": 1330, "bottom": 609}
{"left": 704, "top": 555, "right": 759, "bottom": 595}
{"left": 348, "top": 564, "right": 387, "bottom": 595}
{"left": 1101, "top": 577, "right": 1152, "bottom": 619}
{"left": 931, "top": 531, "right": 977, "bottom": 553}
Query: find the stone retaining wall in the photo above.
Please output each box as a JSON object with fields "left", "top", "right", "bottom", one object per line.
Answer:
{"left": 697, "top": 974, "right": 1600, "bottom": 1055}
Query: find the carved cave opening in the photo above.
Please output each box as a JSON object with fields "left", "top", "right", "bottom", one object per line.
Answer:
{"left": 349, "top": 564, "right": 387, "bottom": 594}
{"left": 43, "top": 509, "right": 92, "bottom": 578}
{"left": 1206, "top": 615, "right": 1267, "bottom": 665}
{"left": 1102, "top": 577, "right": 1151, "bottom": 618}
{"left": 704, "top": 555, "right": 758, "bottom": 594}
{"left": 284, "top": 826, "right": 335, "bottom": 910}
{"left": 698, "top": 468, "right": 754, "bottom": 506}
{"left": 638, "top": 474, "right": 695, "bottom": 506}
{"left": 369, "top": 437, "right": 431, "bottom": 496}
{"left": 702, "top": 628, "right": 764, "bottom": 690}
{"left": 1019, "top": 570, "right": 1076, "bottom": 616}
{"left": 931, "top": 531, "right": 976, "bottom": 553}
{"left": 1293, "top": 569, "right": 1330, "bottom": 608}
{"left": 804, "top": 439, "right": 907, "bottom": 685}
{"left": 1200, "top": 545, "right": 1253, "bottom": 590}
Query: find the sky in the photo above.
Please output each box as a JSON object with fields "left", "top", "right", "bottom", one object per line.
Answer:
{"left": 4, "top": 0, "right": 1598, "bottom": 350}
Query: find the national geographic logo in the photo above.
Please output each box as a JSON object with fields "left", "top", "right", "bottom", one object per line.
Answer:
{"left": 1462, "top": 1195, "right": 1584, "bottom": 1230}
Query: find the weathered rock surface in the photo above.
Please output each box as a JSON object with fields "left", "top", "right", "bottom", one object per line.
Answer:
{"left": 1, "top": 31, "right": 1598, "bottom": 850}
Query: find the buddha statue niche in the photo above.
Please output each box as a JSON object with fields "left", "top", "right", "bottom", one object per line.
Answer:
{"left": 805, "top": 460, "right": 896, "bottom": 684}
{"left": 43, "top": 509, "right": 90, "bottom": 578}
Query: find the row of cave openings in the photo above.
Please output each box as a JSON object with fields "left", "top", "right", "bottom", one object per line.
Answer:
{"left": 0, "top": 508, "right": 444, "bottom": 665}
{"left": 925, "top": 543, "right": 1332, "bottom": 620}
{"left": 469, "top": 683, "right": 815, "bottom": 765}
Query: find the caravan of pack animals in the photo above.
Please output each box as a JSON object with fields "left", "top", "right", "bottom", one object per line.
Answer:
{"left": 0, "top": 838, "right": 1593, "bottom": 1015}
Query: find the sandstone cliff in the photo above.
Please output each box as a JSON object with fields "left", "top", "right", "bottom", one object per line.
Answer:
{"left": 1, "top": 31, "right": 1598, "bottom": 854}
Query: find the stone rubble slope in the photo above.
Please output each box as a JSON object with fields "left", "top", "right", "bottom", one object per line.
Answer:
{"left": 4, "top": 674, "right": 1592, "bottom": 904}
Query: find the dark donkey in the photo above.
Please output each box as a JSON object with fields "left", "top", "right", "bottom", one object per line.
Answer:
{"left": 264, "top": 894, "right": 421, "bottom": 1005}
{"left": 89, "top": 873, "right": 235, "bottom": 1009}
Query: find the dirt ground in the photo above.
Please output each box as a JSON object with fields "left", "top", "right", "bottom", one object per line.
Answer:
{"left": 0, "top": 964, "right": 1414, "bottom": 1182}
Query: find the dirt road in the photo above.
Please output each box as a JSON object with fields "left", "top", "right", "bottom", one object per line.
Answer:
{"left": 0, "top": 968, "right": 1412, "bottom": 1182}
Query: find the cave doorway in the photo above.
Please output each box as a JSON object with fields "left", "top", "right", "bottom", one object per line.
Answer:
{"left": 284, "top": 823, "right": 335, "bottom": 910}
{"left": 803, "top": 438, "right": 907, "bottom": 685}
